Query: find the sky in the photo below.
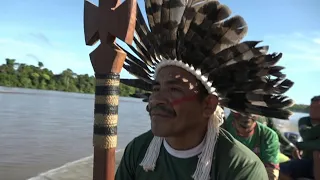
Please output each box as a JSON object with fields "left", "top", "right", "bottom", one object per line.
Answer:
{"left": 0, "top": 0, "right": 319, "bottom": 104}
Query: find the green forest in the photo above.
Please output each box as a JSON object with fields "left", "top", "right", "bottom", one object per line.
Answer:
{"left": 0, "top": 58, "right": 139, "bottom": 97}
{"left": 287, "top": 104, "right": 310, "bottom": 113}
{"left": 0, "top": 58, "right": 310, "bottom": 113}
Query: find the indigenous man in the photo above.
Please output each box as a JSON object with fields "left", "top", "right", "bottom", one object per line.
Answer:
{"left": 224, "top": 112, "right": 280, "bottom": 180}
{"left": 116, "top": 0, "right": 294, "bottom": 179}
{"left": 280, "top": 95, "right": 320, "bottom": 180}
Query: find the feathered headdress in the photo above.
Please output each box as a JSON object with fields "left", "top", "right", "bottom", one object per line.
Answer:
{"left": 117, "top": 0, "right": 294, "bottom": 179}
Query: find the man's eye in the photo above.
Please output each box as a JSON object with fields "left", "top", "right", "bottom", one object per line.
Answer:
{"left": 152, "top": 87, "right": 181, "bottom": 92}
{"left": 170, "top": 87, "right": 180, "bottom": 92}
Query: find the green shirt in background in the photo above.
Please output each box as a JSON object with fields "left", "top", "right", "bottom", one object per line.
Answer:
{"left": 224, "top": 115, "right": 280, "bottom": 167}
{"left": 256, "top": 116, "right": 294, "bottom": 152}
{"left": 115, "top": 129, "right": 268, "bottom": 180}
{"left": 297, "top": 116, "right": 320, "bottom": 159}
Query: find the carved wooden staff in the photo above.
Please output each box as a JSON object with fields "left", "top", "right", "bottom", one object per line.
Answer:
{"left": 84, "top": 0, "right": 136, "bottom": 179}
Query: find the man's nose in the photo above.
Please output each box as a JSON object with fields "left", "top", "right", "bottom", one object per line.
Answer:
{"left": 146, "top": 94, "right": 167, "bottom": 113}
{"left": 149, "top": 93, "right": 168, "bottom": 106}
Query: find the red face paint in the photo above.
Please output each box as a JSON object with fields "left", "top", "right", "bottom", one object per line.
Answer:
{"left": 233, "top": 112, "right": 241, "bottom": 119}
{"left": 170, "top": 94, "right": 198, "bottom": 106}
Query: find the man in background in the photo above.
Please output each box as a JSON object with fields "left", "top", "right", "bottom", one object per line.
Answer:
{"left": 257, "top": 116, "right": 301, "bottom": 161}
{"left": 224, "top": 112, "right": 280, "bottom": 180}
{"left": 280, "top": 95, "right": 320, "bottom": 180}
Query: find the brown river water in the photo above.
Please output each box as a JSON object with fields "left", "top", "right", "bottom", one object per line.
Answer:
{"left": 0, "top": 86, "right": 305, "bottom": 180}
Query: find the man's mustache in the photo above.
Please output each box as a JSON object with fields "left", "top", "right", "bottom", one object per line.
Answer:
{"left": 146, "top": 104, "right": 176, "bottom": 117}
{"left": 237, "top": 119, "right": 254, "bottom": 128}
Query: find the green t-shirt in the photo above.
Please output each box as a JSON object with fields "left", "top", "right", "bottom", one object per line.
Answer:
{"left": 298, "top": 116, "right": 320, "bottom": 141}
{"left": 115, "top": 129, "right": 268, "bottom": 180}
{"left": 256, "top": 117, "right": 293, "bottom": 150}
{"left": 297, "top": 116, "right": 320, "bottom": 159}
{"left": 224, "top": 115, "right": 279, "bottom": 166}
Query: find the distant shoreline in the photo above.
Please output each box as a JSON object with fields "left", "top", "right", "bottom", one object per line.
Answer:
{"left": 1, "top": 86, "right": 309, "bottom": 114}
{"left": 0, "top": 59, "right": 309, "bottom": 113}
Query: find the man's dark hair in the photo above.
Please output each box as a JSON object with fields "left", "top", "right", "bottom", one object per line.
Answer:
{"left": 311, "top": 95, "right": 320, "bottom": 102}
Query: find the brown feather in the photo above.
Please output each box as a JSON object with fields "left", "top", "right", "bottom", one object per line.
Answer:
{"left": 116, "top": 0, "right": 295, "bottom": 120}
{"left": 123, "top": 64, "right": 153, "bottom": 84}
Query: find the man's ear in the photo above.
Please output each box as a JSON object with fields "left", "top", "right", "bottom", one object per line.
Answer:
{"left": 202, "top": 95, "right": 218, "bottom": 118}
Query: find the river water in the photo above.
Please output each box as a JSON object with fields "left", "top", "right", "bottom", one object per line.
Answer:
{"left": 0, "top": 86, "right": 307, "bottom": 180}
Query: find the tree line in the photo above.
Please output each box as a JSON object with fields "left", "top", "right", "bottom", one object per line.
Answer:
{"left": 287, "top": 104, "right": 310, "bottom": 113}
{"left": 0, "top": 58, "right": 139, "bottom": 97}
{"left": 0, "top": 58, "right": 310, "bottom": 113}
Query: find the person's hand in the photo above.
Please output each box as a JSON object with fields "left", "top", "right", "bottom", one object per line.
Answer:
{"left": 291, "top": 147, "right": 302, "bottom": 159}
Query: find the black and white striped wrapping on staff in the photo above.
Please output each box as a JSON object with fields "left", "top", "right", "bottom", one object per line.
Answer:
{"left": 93, "top": 73, "right": 120, "bottom": 149}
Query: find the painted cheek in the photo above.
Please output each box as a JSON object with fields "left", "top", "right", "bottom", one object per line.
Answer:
{"left": 170, "top": 95, "right": 198, "bottom": 106}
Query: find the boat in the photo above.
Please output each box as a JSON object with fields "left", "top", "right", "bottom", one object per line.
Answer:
{"left": 27, "top": 150, "right": 124, "bottom": 180}
{"left": 28, "top": 131, "right": 314, "bottom": 180}
{"left": 129, "top": 92, "right": 150, "bottom": 99}
{"left": 129, "top": 93, "right": 147, "bottom": 98}
{"left": 142, "top": 97, "right": 148, "bottom": 102}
